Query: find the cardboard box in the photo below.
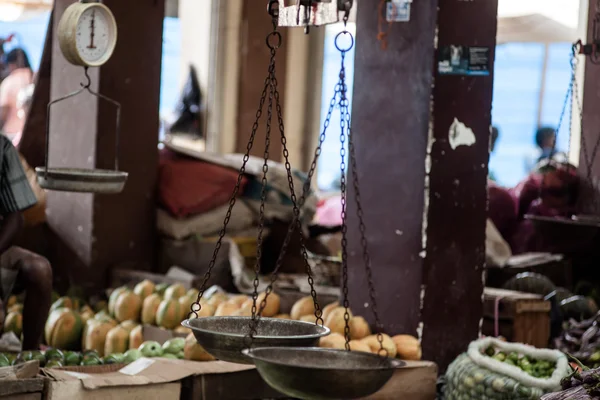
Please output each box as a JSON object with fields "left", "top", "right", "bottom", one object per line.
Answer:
{"left": 42, "top": 357, "right": 262, "bottom": 400}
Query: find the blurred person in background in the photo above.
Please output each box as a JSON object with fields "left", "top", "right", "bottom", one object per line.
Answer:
{"left": 0, "top": 48, "right": 33, "bottom": 145}
{"left": 525, "top": 126, "right": 567, "bottom": 173}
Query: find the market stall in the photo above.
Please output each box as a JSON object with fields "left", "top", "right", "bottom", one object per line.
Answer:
{"left": 3, "top": 0, "right": 600, "bottom": 399}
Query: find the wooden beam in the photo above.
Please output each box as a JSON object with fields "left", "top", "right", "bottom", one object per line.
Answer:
{"left": 347, "top": 0, "right": 497, "bottom": 372}
{"left": 19, "top": 11, "right": 52, "bottom": 168}
{"left": 235, "top": 2, "right": 287, "bottom": 160}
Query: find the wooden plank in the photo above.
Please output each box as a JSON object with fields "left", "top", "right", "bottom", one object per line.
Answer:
{"left": 45, "top": 381, "right": 180, "bottom": 400}
{"left": 1, "top": 393, "right": 42, "bottom": 400}
{"left": 0, "top": 378, "right": 44, "bottom": 397}
{"left": 0, "top": 361, "right": 39, "bottom": 380}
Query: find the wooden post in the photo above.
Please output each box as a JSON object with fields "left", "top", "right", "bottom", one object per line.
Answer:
{"left": 235, "top": 2, "right": 288, "bottom": 160}
{"left": 46, "top": 0, "right": 164, "bottom": 289}
{"left": 347, "top": 0, "right": 497, "bottom": 371}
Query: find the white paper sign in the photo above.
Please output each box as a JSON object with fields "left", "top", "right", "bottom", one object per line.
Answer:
{"left": 63, "top": 371, "right": 92, "bottom": 379}
{"left": 387, "top": 0, "right": 411, "bottom": 22}
{"left": 118, "top": 358, "right": 155, "bottom": 376}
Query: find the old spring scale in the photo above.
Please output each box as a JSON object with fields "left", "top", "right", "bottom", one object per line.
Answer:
{"left": 182, "top": 2, "right": 402, "bottom": 399}
{"left": 35, "top": 0, "right": 127, "bottom": 194}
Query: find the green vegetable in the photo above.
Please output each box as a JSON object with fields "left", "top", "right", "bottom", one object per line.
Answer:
{"left": 485, "top": 346, "right": 495, "bottom": 357}
{"left": 492, "top": 352, "right": 506, "bottom": 362}
{"left": 44, "top": 348, "right": 64, "bottom": 362}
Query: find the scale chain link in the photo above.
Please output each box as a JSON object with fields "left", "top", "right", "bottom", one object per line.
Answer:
{"left": 190, "top": 13, "right": 279, "bottom": 321}
{"left": 346, "top": 105, "right": 388, "bottom": 358}
{"left": 337, "top": 49, "right": 351, "bottom": 350}
{"left": 247, "top": 52, "right": 276, "bottom": 342}
{"left": 252, "top": 75, "right": 341, "bottom": 328}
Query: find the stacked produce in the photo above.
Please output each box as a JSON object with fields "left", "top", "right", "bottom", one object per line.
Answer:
{"left": 483, "top": 344, "right": 557, "bottom": 379}
{"left": 288, "top": 296, "right": 422, "bottom": 361}
{"left": 555, "top": 313, "right": 600, "bottom": 368}
{"left": 445, "top": 337, "right": 571, "bottom": 400}
{"left": 0, "top": 335, "right": 203, "bottom": 368}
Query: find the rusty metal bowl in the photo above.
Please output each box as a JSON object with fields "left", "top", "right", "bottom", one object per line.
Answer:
{"left": 242, "top": 346, "right": 404, "bottom": 399}
{"left": 35, "top": 167, "right": 128, "bottom": 194}
{"left": 181, "top": 317, "right": 330, "bottom": 364}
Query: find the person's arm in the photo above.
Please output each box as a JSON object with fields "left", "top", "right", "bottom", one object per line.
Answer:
{"left": 0, "top": 137, "right": 37, "bottom": 248}
{"left": 0, "top": 78, "right": 12, "bottom": 130}
{"left": 0, "top": 212, "right": 22, "bottom": 254}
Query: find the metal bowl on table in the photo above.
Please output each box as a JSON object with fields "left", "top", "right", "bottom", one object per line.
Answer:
{"left": 181, "top": 316, "right": 330, "bottom": 365}
{"left": 242, "top": 346, "right": 405, "bottom": 400}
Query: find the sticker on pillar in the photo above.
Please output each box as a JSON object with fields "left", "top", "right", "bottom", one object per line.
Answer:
{"left": 386, "top": 0, "right": 411, "bottom": 22}
{"left": 438, "top": 46, "right": 490, "bottom": 76}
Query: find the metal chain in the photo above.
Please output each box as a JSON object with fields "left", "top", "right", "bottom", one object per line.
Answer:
{"left": 346, "top": 98, "right": 388, "bottom": 359}
{"left": 338, "top": 51, "right": 351, "bottom": 351}
{"left": 248, "top": 54, "right": 275, "bottom": 339}
{"left": 190, "top": 1, "right": 280, "bottom": 320}
{"left": 252, "top": 72, "right": 341, "bottom": 327}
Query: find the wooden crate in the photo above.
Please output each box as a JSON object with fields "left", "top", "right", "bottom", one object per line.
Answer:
{"left": 482, "top": 287, "right": 551, "bottom": 348}
{"left": 0, "top": 361, "right": 44, "bottom": 399}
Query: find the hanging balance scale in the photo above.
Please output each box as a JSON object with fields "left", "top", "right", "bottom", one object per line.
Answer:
{"left": 525, "top": 35, "right": 600, "bottom": 244}
{"left": 35, "top": 0, "right": 127, "bottom": 194}
{"left": 182, "top": 2, "right": 402, "bottom": 399}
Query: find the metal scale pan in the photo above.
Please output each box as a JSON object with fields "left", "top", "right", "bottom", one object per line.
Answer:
{"left": 182, "top": 317, "right": 330, "bottom": 364}
{"left": 36, "top": 69, "right": 128, "bottom": 194}
{"left": 243, "top": 347, "right": 404, "bottom": 400}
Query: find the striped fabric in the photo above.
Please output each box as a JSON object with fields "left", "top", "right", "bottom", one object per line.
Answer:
{"left": 0, "top": 135, "right": 36, "bottom": 214}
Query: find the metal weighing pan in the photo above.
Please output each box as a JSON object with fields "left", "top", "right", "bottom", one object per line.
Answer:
{"left": 181, "top": 316, "right": 330, "bottom": 364}
{"left": 35, "top": 167, "right": 128, "bottom": 193}
{"left": 242, "top": 346, "right": 404, "bottom": 400}
{"left": 40, "top": 67, "right": 127, "bottom": 194}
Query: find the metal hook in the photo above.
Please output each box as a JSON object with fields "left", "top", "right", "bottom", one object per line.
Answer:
{"left": 81, "top": 67, "right": 92, "bottom": 89}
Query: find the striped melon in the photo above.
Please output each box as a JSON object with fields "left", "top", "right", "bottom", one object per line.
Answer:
{"left": 83, "top": 320, "right": 113, "bottom": 356}
{"left": 141, "top": 293, "right": 162, "bottom": 325}
{"left": 4, "top": 312, "right": 22, "bottom": 337}
{"left": 45, "top": 308, "right": 83, "bottom": 350}
{"left": 114, "top": 292, "right": 142, "bottom": 323}
{"left": 50, "top": 296, "right": 73, "bottom": 312}
{"left": 129, "top": 325, "right": 144, "bottom": 350}
{"left": 156, "top": 299, "right": 182, "bottom": 329}
{"left": 164, "top": 284, "right": 186, "bottom": 301}
{"left": 104, "top": 326, "right": 129, "bottom": 356}
{"left": 108, "top": 287, "right": 130, "bottom": 316}
{"left": 133, "top": 279, "right": 155, "bottom": 302}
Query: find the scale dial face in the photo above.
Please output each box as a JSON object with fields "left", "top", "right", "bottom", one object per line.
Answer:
{"left": 58, "top": 3, "right": 118, "bottom": 67}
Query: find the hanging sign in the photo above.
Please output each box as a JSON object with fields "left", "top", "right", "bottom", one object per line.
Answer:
{"left": 438, "top": 45, "right": 491, "bottom": 76}
{"left": 386, "top": 0, "right": 411, "bottom": 22}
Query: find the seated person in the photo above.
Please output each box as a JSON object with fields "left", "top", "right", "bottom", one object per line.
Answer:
{"left": 0, "top": 135, "right": 52, "bottom": 350}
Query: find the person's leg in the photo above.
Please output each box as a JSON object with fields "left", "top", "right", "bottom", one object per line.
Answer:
{"left": 2, "top": 247, "right": 52, "bottom": 350}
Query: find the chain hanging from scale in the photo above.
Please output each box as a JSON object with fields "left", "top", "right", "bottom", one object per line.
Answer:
{"left": 189, "top": 1, "right": 326, "bottom": 347}
{"left": 331, "top": 17, "right": 388, "bottom": 357}
{"left": 546, "top": 22, "right": 600, "bottom": 217}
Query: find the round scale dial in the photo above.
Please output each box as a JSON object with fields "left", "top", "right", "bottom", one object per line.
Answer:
{"left": 58, "top": 2, "right": 117, "bottom": 67}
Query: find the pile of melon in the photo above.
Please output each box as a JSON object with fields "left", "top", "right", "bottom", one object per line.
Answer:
{"left": 287, "top": 296, "right": 422, "bottom": 361}
{"left": 37, "top": 280, "right": 216, "bottom": 362}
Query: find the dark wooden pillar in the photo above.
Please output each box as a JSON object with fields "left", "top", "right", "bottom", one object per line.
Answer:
{"left": 347, "top": 0, "right": 497, "bottom": 371}
{"left": 19, "top": 12, "right": 53, "bottom": 168}
{"left": 235, "top": 2, "right": 287, "bottom": 159}
{"left": 46, "top": 0, "right": 163, "bottom": 289}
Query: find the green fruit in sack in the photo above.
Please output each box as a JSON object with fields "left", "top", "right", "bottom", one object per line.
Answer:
{"left": 65, "top": 351, "right": 82, "bottom": 366}
{"left": 0, "top": 353, "right": 9, "bottom": 367}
